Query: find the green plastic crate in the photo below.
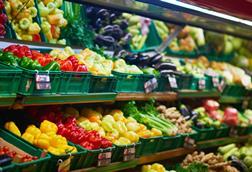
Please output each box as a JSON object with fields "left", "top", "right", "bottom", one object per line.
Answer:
{"left": 156, "top": 135, "right": 183, "bottom": 152}
{"left": 0, "top": 63, "right": 22, "bottom": 96}
{"left": 137, "top": 74, "right": 156, "bottom": 92}
{"left": 222, "top": 84, "right": 246, "bottom": 98}
{"left": 47, "top": 144, "right": 87, "bottom": 171}
{"left": 156, "top": 76, "right": 172, "bottom": 92}
{"left": 112, "top": 71, "right": 140, "bottom": 92}
{"left": 0, "top": 129, "right": 51, "bottom": 172}
{"left": 137, "top": 136, "right": 162, "bottom": 156}
{"left": 111, "top": 142, "right": 141, "bottom": 162}
{"left": 205, "top": 74, "right": 223, "bottom": 90}
{"left": 0, "top": 164, "right": 15, "bottom": 172}
{"left": 177, "top": 74, "right": 193, "bottom": 90}
{"left": 192, "top": 126, "right": 215, "bottom": 141}
{"left": 236, "top": 126, "right": 250, "bottom": 136}
{"left": 18, "top": 68, "right": 61, "bottom": 95}
{"left": 213, "top": 125, "right": 230, "bottom": 139}
{"left": 78, "top": 146, "right": 115, "bottom": 168}
{"left": 58, "top": 72, "right": 91, "bottom": 94}
{"left": 88, "top": 75, "right": 116, "bottom": 93}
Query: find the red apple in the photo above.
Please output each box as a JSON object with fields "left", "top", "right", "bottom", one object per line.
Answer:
{"left": 203, "top": 99, "right": 220, "bottom": 112}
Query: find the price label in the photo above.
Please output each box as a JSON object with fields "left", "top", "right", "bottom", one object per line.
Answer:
{"left": 58, "top": 156, "right": 72, "bottom": 172}
{"left": 218, "top": 79, "right": 226, "bottom": 92}
{"left": 184, "top": 136, "right": 195, "bottom": 149}
{"left": 36, "top": 83, "right": 51, "bottom": 90}
{"left": 35, "top": 74, "right": 51, "bottom": 90}
{"left": 229, "top": 127, "right": 238, "bottom": 137}
{"left": 212, "top": 76, "right": 219, "bottom": 87}
{"left": 144, "top": 78, "right": 158, "bottom": 93}
{"left": 123, "top": 146, "right": 136, "bottom": 161}
{"left": 36, "top": 74, "right": 50, "bottom": 82}
{"left": 97, "top": 152, "right": 112, "bottom": 167}
{"left": 168, "top": 75, "right": 178, "bottom": 89}
{"left": 198, "top": 78, "right": 206, "bottom": 90}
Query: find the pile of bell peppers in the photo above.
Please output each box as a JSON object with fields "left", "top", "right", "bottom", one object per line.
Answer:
{"left": 5, "top": 0, "right": 41, "bottom": 41}
{"left": 57, "top": 117, "right": 113, "bottom": 150}
{"left": 1, "top": 44, "right": 88, "bottom": 72}
{"left": 5, "top": 120, "right": 77, "bottom": 156}
{"left": 0, "top": 0, "right": 7, "bottom": 36}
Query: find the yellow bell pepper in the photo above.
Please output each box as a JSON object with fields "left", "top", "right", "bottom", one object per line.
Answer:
{"left": 47, "top": 14, "right": 62, "bottom": 25}
{"left": 34, "top": 135, "right": 50, "bottom": 149}
{"left": 19, "top": 18, "right": 31, "bottom": 30}
{"left": 25, "top": 125, "right": 41, "bottom": 137}
{"left": 21, "top": 34, "right": 33, "bottom": 41}
{"left": 50, "top": 135, "right": 67, "bottom": 148}
{"left": 48, "top": 147, "right": 61, "bottom": 155}
{"left": 4, "top": 1, "right": 11, "bottom": 15}
{"left": 124, "top": 131, "right": 139, "bottom": 143}
{"left": 22, "top": 132, "right": 34, "bottom": 144}
{"left": 28, "top": 23, "right": 41, "bottom": 35}
{"left": 28, "top": 7, "right": 37, "bottom": 17}
{"left": 4, "top": 121, "right": 21, "bottom": 136}
{"left": 40, "top": 120, "right": 58, "bottom": 134}
{"left": 151, "top": 128, "right": 162, "bottom": 137}
{"left": 113, "top": 121, "right": 127, "bottom": 134}
{"left": 42, "top": 0, "right": 54, "bottom": 6}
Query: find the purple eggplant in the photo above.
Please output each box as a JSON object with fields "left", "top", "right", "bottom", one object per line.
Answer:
{"left": 150, "top": 54, "right": 163, "bottom": 65}
{"left": 95, "top": 35, "right": 115, "bottom": 47}
{"left": 96, "top": 9, "right": 110, "bottom": 20}
{"left": 156, "top": 62, "right": 177, "bottom": 71}
{"left": 119, "top": 33, "right": 132, "bottom": 45}
{"left": 119, "top": 20, "right": 129, "bottom": 30}
{"left": 0, "top": 154, "right": 12, "bottom": 167}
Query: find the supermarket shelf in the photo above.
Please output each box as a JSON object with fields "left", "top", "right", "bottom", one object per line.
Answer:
{"left": 21, "top": 93, "right": 117, "bottom": 106}
{"left": 71, "top": 136, "right": 251, "bottom": 172}
{"left": 76, "top": 0, "right": 252, "bottom": 39}
{"left": 198, "top": 135, "right": 252, "bottom": 149}
{"left": 219, "top": 96, "right": 244, "bottom": 104}
{"left": 0, "top": 96, "right": 16, "bottom": 107}
{"left": 116, "top": 92, "right": 177, "bottom": 101}
{"left": 178, "top": 90, "right": 220, "bottom": 98}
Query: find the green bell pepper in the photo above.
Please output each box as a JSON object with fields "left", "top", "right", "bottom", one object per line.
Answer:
{"left": 0, "top": 52, "right": 19, "bottom": 66}
{"left": 28, "top": 60, "right": 42, "bottom": 70}
{"left": 42, "top": 61, "right": 60, "bottom": 71}
{"left": 20, "top": 57, "right": 33, "bottom": 69}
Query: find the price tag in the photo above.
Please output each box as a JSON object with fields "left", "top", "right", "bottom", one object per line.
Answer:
{"left": 229, "top": 127, "right": 238, "bottom": 137}
{"left": 35, "top": 74, "right": 51, "bottom": 90}
{"left": 36, "top": 74, "right": 50, "bottom": 82}
{"left": 97, "top": 151, "right": 112, "bottom": 167}
{"left": 184, "top": 136, "right": 195, "bottom": 149}
{"left": 144, "top": 78, "right": 158, "bottom": 93}
{"left": 218, "top": 79, "right": 226, "bottom": 92}
{"left": 212, "top": 76, "right": 219, "bottom": 87}
{"left": 123, "top": 146, "right": 136, "bottom": 161}
{"left": 58, "top": 156, "right": 72, "bottom": 172}
{"left": 198, "top": 78, "right": 206, "bottom": 90}
{"left": 168, "top": 75, "right": 178, "bottom": 89}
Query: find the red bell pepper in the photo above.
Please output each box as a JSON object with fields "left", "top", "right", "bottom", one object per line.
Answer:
{"left": 59, "top": 60, "right": 73, "bottom": 71}
{"left": 32, "top": 34, "right": 41, "bottom": 42}
{"left": 75, "top": 65, "right": 88, "bottom": 72}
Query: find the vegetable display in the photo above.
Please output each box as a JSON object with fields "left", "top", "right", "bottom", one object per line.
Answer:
{"left": 4, "top": 120, "right": 77, "bottom": 155}
{"left": 86, "top": 7, "right": 131, "bottom": 51}
{"left": 38, "top": 0, "right": 67, "bottom": 44}
{"left": 141, "top": 163, "right": 174, "bottom": 172}
{"left": 122, "top": 101, "right": 178, "bottom": 136}
{"left": 156, "top": 105, "right": 193, "bottom": 134}
{"left": 5, "top": 0, "right": 41, "bottom": 41}
{"left": 181, "top": 151, "right": 238, "bottom": 172}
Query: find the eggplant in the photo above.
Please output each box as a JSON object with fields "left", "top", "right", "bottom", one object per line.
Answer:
{"left": 95, "top": 18, "right": 103, "bottom": 29}
{"left": 195, "top": 121, "right": 205, "bottom": 128}
{"left": 86, "top": 6, "right": 99, "bottom": 17}
{"left": 156, "top": 62, "right": 177, "bottom": 71}
{"left": 109, "top": 13, "right": 117, "bottom": 22}
{"left": 179, "top": 104, "right": 191, "bottom": 120}
{"left": 112, "top": 28, "right": 124, "bottom": 40}
{"left": 114, "top": 49, "right": 128, "bottom": 58}
{"left": 138, "top": 55, "right": 150, "bottom": 67}
{"left": 96, "top": 9, "right": 110, "bottom": 20}
{"left": 119, "top": 20, "right": 129, "bottom": 30}
{"left": 95, "top": 35, "right": 115, "bottom": 47}
{"left": 100, "top": 25, "right": 114, "bottom": 35}
{"left": 228, "top": 156, "right": 248, "bottom": 172}
{"left": 0, "top": 154, "right": 12, "bottom": 167}
{"left": 125, "top": 54, "right": 138, "bottom": 65}
{"left": 150, "top": 53, "right": 163, "bottom": 65}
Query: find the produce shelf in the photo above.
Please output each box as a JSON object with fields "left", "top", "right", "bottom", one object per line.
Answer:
{"left": 0, "top": 95, "right": 16, "bottom": 107}
{"left": 219, "top": 96, "right": 244, "bottom": 104}
{"left": 21, "top": 93, "right": 117, "bottom": 106}
{"left": 75, "top": 0, "right": 252, "bottom": 39}
{"left": 116, "top": 92, "right": 177, "bottom": 101}
{"left": 178, "top": 90, "right": 220, "bottom": 98}
{"left": 197, "top": 135, "right": 252, "bottom": 149}
{"left": 71, "top": 136, "right": 251, "bottom": 172}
